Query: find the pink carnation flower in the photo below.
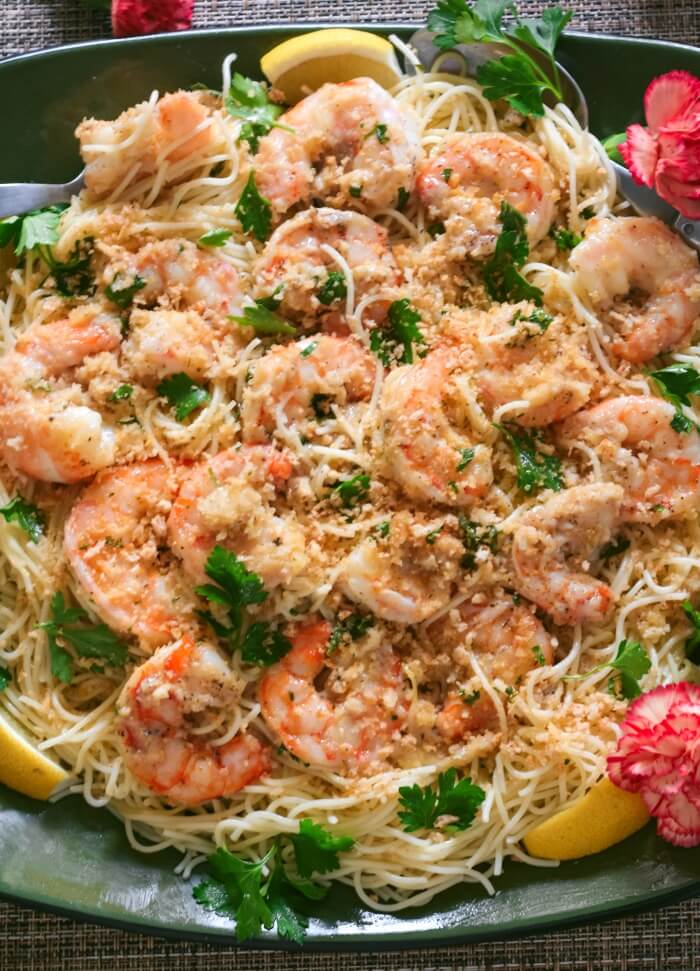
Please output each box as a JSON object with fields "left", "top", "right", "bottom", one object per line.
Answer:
{"left": 111, "top": 0, "right": 194, "bottom": 38}
{"left": 607, "top": 682, "right": 700, "bottom": 847}
{"left": 620, "top": 70, "right": 700, "bottom": 219}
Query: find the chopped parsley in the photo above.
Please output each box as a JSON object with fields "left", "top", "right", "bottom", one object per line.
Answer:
{"left": 550, "top": 226, "right": 582, "bottom": 251}
{"left": 0, "top": 203, "right": 68, "bottom": 256}
{"left": 599, "top": 535, "right": 630, "bottom": 561}
{"left": 564, "top": 639, "right": 651, "bottom": 699}
{"left": 532, "top": 644, "right": 546, "bottom": 666}
{"left": 397, "top": 187, "right": 410, "bottom": 211}
{"left": 427, "top": 221, "right": 445, "bottom": 238}
{"left": 456, "top": 447, "right": 475, "bottom": 472}
{"left": 108, "top": 383, "right": 133, "bottom": 403}
{"left": 193, "top": 820, "right": 354, "bottom": 943}
{"left": 426, "top": 525, "right": 443, "bottom": 545}
{"left": 330, "top": 473, "right": 371, "bottom": 509}
{"left": 317, "top": 270, "right": 348, "bottom": 306}
{"left": 105, "top": 273, "right": 146, "bottom": 309}
{"left": 442, "top": 167, "right": 453, "bottom": 182}
{"left": 235, "top": 171, "right": 272, "bottom": 242}
{"left": 650, "top": 363, "right": 700, "bottom": 434}
{"left": 483, "top": 201, "right": 543, "bottom": 304}
{"left": 427, "top": 0, "right": 572, "bottom": 117}
{"left": 44, "top": 237, "right": 96, "bottom": 297}
{"left": 369, "top": 298, "right": 426, "bottom": 366}
{"left": 370, "top": 122, "right": 389, "bottom": 143}
{"left": 349, "top": 185, "right": 363, "bottom": 198}
{"left": 300, "top": 341, "right": 318, "bottom": 358}
{"left": 460, "top": 688, "right": 481, "bottom": 705}
{"left": 398, "top": 768, "right": 486, "bottom": 832}
{"left": 38, "top": 591, "right": 128, "bottom": 685}
{"left": 458, "top": 515, "right": 500, "bottom": 570}
{"left": 327, "top": 613, "right": 375, "bottom": 654}
{"left": 681, "top": 601, "right": 700, "bottom": 665}
{"left": 0, "top": 496, "right": 45, "bottom": 543}
{"left": 225, "top": 73, "right": 287, "bottom": 154}
{"left": 198, "top": 228, "right": 233, "bottom": 247}
{"left": 156, "top": 372, "right": 210, "bottom": 422}
{"left": 240, "top": 622, "right": 293, "bottom": 667}
{"left": 373, "top": 520, "right": 391, "bottom": 539}
{"left": 0, "top": 666, "right": 10, "bottom": 692}
{"left": 497, "top": 423, "right": 563, "bottom": 494}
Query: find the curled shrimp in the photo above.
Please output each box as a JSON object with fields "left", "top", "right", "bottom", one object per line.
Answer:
{"left": 117, "top": 636, "right": 269, "bottom": 805}
{"left": 255, "top": 78, "right": 423, "bottom": 218}
{"left": 339, "top": 511, "right": 465, "bottom": 624}
{"left": 254, "top": 207, "right": 399, "bottom": 326}
{"left": 65, "top": 460, "right": 192, "bottom": 648}
{"left": 556, "top": 395, "right": 700, "bottom": 523}
{"left": 77, "top": 91, "right": 217, "bottom": 198}
{"left": 416, "top": 132, "right": 555, "bottom": 257}
{"left": 0, "top": 305, "right": 121, "bottom": 482}
{"left": 435, "top": 599, "right": 553, "bottom": 741}
{"left": 167, "top": 445, "right": 308, "bottom": 590}
{"left": 106, "top": 238, "right": 245, "bottom": 320}
{"left": 259, "top": 618, "right": 408, "bottom": 771}
{"left": 512, "top": 483, "right": 624, "bottom": 626}
{"left": 454, "top": 303, "right": 597, "bottom": 427}
{"left": 380, "top": 346, "right": 493, "bottom": 506}
{"left": 571, "top": 217, "right": 700, "bottom": 363}
{"left": 241, "top": 334, "right": 376, "bottom": 443}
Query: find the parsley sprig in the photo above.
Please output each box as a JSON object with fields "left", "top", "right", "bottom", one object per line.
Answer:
{"left": 0, "top": 496, "right": 45, "bottom": 543}
{"left": 196, "top": 546, "right": 291, "bottom": 666}
{"left": 105, "top": 273, "right": 146, "bottom": 310}
{"left": 0, "top": 204, "right": 67, "bottom": 257}
{"left": 498, "top": 423, "right": 562, "bottom": 494}
{"left": 327, "top": 613, "right": 375, "bottom": 654}
{"left": 38, "top": 592, "right": 128, "bottom": 685}
{"left": 226, "top": 73, "right": 289, "bottom": 154}
{"left": 398, "top": 768, "right": 486, "bottom": 832}
{"left": 235, "top": 171, "right": 272, "bottom": 242}
{"left": 193, "top": 820, "right": 355, "bottom": 943}
{"left": 483, "top": 201, "right": 543, "bottom": 304}
{"left": 650, "top": 363, "right": 700, "bottom": 434}
{"left": 156, "top": 372, "right": 210, "bottom": 421}
{"left": 230, "top": 295, "right": 296, "bottom": 336}
{"left": 317, "top": 270, "right": 348, "bottom": 306}
{"left": 44, "top": 237, "right": 96, "bottom": 297}
{"left": 369, "top": 299, "right": 426, "bottom": 366}
{"left": 198, "top": 228, "right": 233, "bottom": 247}
{"left": 564, "top": 639, "right": 651, "bottom": 699}
{"left": 427, "top": 0, "right": 572, "bottom": 117}
{"left": 330, "top": 473, "right": 371, "bottom": 509}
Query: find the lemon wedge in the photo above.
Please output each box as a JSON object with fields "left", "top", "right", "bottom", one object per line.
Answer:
{"left": 523, "top": 777, "right": 650, "bottom": 861}
{"left": 261, "top": 29, "right": 403, "bottom": 104}
{"left": 0, "top": 705, "right": 69, "bottom": 800}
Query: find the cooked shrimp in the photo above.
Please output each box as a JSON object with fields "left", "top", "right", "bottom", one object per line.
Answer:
{"left": 416, "top": 133, "right": 555, "bottom": 257}
{"left": 105, "top": 238, "right": 245, "bottom": 319}
{"left": 512, "top": 483, "right": 624, "bottom": 626}
{"left": 557, "top": 395, "right": 700, "bottom": 523}
{"left": 241, "top": 334, "right": 376, "bottom": 443}
{"left": 453, "top": 303, "right": 597, "bottom": 427}
{"left": 435, "top": 599, "right": 553, "bottom": 741}
{"left": 571, "top": 217, "right": 700, "bottom": 363}
{"left": 255, "top": 78, "right": 423, "bottom": 218}
{"left": 122, "top": 309, "right": 219, "bottom": 383}
{"left": 117, "top": 636, "right": 269, "bottom": 805}
{"left": 77, "top": 91, "right": 217, "bottom": 197}
{"left": 339, "top": 511, "right": 465, "bottom": 624}
{"left": 65, "top": 460, "right": 192, "bottom": 648}
{"left": 380, "top": 346, "right": 493, "bottom": 506}
{"left": 0, "top": 305, "right": 121, "bottom": 482}
{"left": 254, "top": 207, "right": 399, "bottom": 325}
{"left": 259, "top": 618, "right": 407, "bottom": 771}
{"left": 167, "top": 445, "right": 307, "bottom": 589}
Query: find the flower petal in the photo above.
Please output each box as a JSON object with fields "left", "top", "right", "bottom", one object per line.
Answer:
{"left": 644, "top": 70, "right": 700, "bottom": 132}
{"left": 112, "top": 0, "right": 194, "bottom": 38}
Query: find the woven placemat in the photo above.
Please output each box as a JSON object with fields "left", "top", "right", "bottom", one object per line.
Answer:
{"left": 1, "top": 2, "right": 699, "bottom": 969}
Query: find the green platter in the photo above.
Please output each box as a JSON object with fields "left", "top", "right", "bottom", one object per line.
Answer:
{"left": 0, "top": 24, "right": 699, "bottom": 950}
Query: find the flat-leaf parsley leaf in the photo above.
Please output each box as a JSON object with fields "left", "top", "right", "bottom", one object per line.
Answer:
{"left": 235, "top": 171, "right": 272, "bottom": 242}
{"left": 0, "top": 496, "right": 45, "bottom": 543}
{"left": 156, "top": 372, "right": 210, "bottom": 421}
{"left": 398, "top": 768, "right": 486, "bottom": 832}
{"left": 37, "top": 591, "right": 128, "bottom": 684}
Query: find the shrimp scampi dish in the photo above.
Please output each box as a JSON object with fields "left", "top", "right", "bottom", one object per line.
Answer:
{"left": 2, "top": 29, "right": 700, "bottom": 932}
